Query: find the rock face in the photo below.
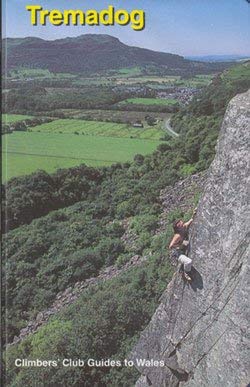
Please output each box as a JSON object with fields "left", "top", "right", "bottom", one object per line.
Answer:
{"left": 157, "top": 172, "right": 207, "bottom": 236}
{"left": 131, "top": 90, "right": 250, "bottom": 386}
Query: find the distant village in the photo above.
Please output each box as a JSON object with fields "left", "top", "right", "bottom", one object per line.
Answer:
{"left": 113, "top": 84, "right": 199, "bottom": 105}
{"left": 156, "top": 86, "right": 199, "bottom": 105}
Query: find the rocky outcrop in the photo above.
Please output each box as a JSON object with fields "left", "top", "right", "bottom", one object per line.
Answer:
{"left": 122, "top": 172, "right": 206, "bottom": 249}
{"left": 131, "top": 90, "right": 250, "bottom": 386}
{"left": 157, "top": 172, "right": 207, "bottom": 235}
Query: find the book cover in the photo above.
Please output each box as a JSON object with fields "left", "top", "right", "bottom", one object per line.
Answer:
{"left": 2, "top": 1, "right": 250, "bottom": 386}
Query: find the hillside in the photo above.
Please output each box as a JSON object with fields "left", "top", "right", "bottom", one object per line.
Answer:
{"left": 4, "top": 90, "right": 249, "bottom": 386}
{"left": 170, "top": 61, "right": 250, "bottom": 170}
{"left": 131, "top": 89, "right": 250, "bottom": 387}
{"left": 3, "top": 62, "right": 249, "bottom": 232}
{"left": 3, "top": 34, "right": 229, "bottom": 75}
{"left": 2, "top": 64, "right": 250, "bottom": 386}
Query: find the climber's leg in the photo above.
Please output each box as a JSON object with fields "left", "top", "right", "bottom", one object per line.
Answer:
{"left": 179, "top": 258, "right": 192, "bottom": 282}
{"left": 178, "top": 254, "right": 192, "bottom": 272}
{"left": 183, "top": 272, "right": 192, "bottom": 282}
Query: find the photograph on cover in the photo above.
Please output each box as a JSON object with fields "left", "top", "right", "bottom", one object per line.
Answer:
{"left": 2, "top": 0, "right": 250, "bottom": 386}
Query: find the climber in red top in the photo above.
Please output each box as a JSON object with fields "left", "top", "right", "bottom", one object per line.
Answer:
{"left": 169, "top": 208, "right": 197, "bottom": 282}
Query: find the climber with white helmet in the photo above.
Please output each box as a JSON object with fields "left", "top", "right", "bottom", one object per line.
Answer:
{"left": 169, "top": 208, "right": 197, "bottom": 282}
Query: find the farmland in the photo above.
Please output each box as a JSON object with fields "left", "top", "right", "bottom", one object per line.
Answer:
{"left": 6, "top": 66, "right": 212, "bottom": 88}
{"left": 2, "top": 131, "right": 163, "bottom": 181}
{"left": 3, "top": 61, "right": 217, "bottom": 182}
{"left": 175, "top": 74, "right": 214, "bottom": 88}
{"left": 30, "top": 119, "right": 165, "bottom": 140}
{"left": 9, "top": 68, "right": 76, "bottom": 80}
{"left": 2, "top": 114, "right": 33, "bottom": 123}
{"left": 118, "top": 98, "right": 178, "bottom": 106}
{"left": 47, "top": 109, "right": 168, "bottom": 123}
{"left": 114, "top": 75, "right": 181, "bottom": 85}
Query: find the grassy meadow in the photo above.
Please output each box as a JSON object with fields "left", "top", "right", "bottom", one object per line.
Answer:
{"left": 118, "top": 98, "right": 178, "bottom": 106}
{"left": 30, "top": 119, "right": 165, "bottom": 140}
{"left": 2, "top": 67, "right": 213, "bottom": 182}
{"left": 2, "top": 131, "right": 163, "bottom": 181}
{"left": 9, "top": 68, "right": 75, "bottom": 79}
{"left": 32, "top": 109, "right": 168, "bottom": 122}
{"left": 222, "top": 61, "right": 250, "bottom": 81}
{"left": 2, "top": 114, "right": 33, "bottom": 123}
{"left": 175, "top": 74, "right": 214, "bottom": 87}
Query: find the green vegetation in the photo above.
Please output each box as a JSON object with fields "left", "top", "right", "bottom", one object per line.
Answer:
{"left": 2, "top": 116, "right": 55, "bottom": 135}
{"left": 53, "top": 109, "right": 167, "bottom": 123}
{"left": 9, "top": 68, "right": 77, "bottom": 80}
{"left": 2, "top": 114, "right": 33, "bottom": 123}
{"left": 2, "top": 131, "right": 162, "bottom": 181}
{"left": 2, "top": 152, "right": 109, "bottom": 182}
{"left": 2, "top": 153, "right": 186, "bottom": 342}
{"left": 30, "top": 119, "right": 165, "bottom": 139}
{"left": 119, "top": 97, "right": 178, "bottom": 106}
{"left": 114, "top": 75, "right": 181, "bottom": 85}
{"left": 175, "top": 74, "right": 213, "bottom": 88}
{"left": 222, "top": 61, "right": 250, "bottom": 81}
{"left": 10, "top": 68, "right": 53, "bottom": 79}
{"left": 5, "top": 85, "right": 123, "bottom": 112}
{"left": 3, "top": 34, "right": 228, "bottom": 75}
{"left": 115, "top": 66, "right": 143, "bottom": 76}
{"left": 3, "top": 62, "right": 249, "bottom": 387}
{"left": 171, "top": 61, "right": 250, "bottom": 170}
{"left": 5, "top": 253, "right": 173, "bottom": 386}
{"left": 4, "top": 62, "right": 248, "bottom": 230}
{"left": 2, "top": 155, "right": 197, "bottom": 385}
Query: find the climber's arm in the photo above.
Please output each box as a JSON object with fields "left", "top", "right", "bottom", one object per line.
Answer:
{"left": 184, "top": 208, "right": 197, "bottom": 228}
{"left": 184, "top": 218, "right": 193, "bottom": 228}
{"left": 169, "top": 234, "right": 182, "bottom": 249}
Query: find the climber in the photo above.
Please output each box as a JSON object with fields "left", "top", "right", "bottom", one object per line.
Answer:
{"left": 169, "top": 208, "right": 197, "bottom": 282}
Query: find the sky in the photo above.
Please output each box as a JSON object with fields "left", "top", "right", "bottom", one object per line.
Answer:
{"left": 3, "top": 0, "right": 250, "bottom": 56}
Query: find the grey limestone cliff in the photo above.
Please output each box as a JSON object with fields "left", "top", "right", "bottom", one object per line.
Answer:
{"left": 131, "top": 90, "right": 250, "bottom": 386}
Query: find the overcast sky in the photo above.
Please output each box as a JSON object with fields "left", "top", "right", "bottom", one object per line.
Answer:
{"left": 3, "top": 0, "right": 250, "bottom": 56}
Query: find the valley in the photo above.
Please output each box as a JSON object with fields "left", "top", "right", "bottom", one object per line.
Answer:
{"left": 2, "top": 35, "right": 220, "bottom": 181}
{"left": 2, "top": 33, "right": 250, "bottom": 387}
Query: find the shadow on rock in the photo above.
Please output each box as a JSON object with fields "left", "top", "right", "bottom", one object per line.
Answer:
{"left": 190, "top": 266, "right": 203, "bottom": 291}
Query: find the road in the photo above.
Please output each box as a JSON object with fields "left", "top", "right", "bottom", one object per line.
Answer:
{"left": 164, "top": 118, "right": 179, "bottom": 138}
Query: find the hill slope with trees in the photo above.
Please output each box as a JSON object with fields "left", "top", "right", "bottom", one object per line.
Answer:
{"left": 3, "top": 62, "right": 250, "bottom": 231}
{"left": 3, "top": 34, "right": 229, "bottom": 75}
{"left": 2, "top": 62, "right": 250, "bottom": 386}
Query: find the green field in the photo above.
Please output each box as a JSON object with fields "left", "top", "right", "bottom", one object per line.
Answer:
{"left": 115, "top": 66, "right": 142, "bottom": 76}
{"left": 2, "top": 132, "right": 162, "bottom": 181}
{"left": 9, "top": 68, "right": 76, "bottom": 79}
{"left": 175, "top": 74, "right": 214, "bottom": 88}
{"left": 223, "top": 62, "right": 250, "bottom": 81}
{"left": 30, "top": 119, "right": 165, "bottom": 140}
{"left": 2, "top": 114, "right": 33, "bottom": 123}
{"left": 73, "top": 75, "right": 181, "bottom": 87}
{"left": 118, "top": 98, "right": 178, "bottom": 106}
{"left": 115, "top": 76, "right": 180, "bottom": 85}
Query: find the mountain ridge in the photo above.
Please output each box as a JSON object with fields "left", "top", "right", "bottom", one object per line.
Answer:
{"left": 2, "top": 34, "right": 230, "bottom": 75}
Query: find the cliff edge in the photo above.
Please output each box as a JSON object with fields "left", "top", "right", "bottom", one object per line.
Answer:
{"left": 131, "top": 90, "right": 250, "bottom": 386}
